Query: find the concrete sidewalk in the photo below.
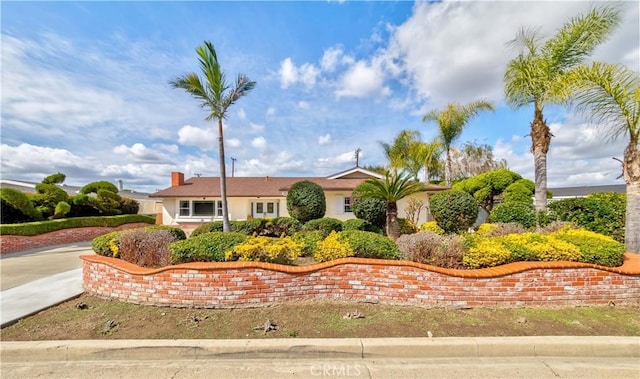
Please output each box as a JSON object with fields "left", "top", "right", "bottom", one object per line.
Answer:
{"left": 0, "top": 243, "right": 92, "bottom": 327}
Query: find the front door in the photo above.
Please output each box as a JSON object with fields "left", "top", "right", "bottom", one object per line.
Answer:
{"left": 252, "top": 201, "right": 278, "bottom": 218}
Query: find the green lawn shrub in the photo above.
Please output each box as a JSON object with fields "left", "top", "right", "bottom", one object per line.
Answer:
{"left": 303, "top": 217, "right": 343, "bottom": 237}
{"left": 262, "top": 217, "right": 303, "bottom": 237}
{"left": 397, "top": 218, "right": 417, "bottom": 235}
{"left": 144, "top": 225, "right": 187, "bottom": 241}
{"left": 225, "top": 235, "right": 302, "bottom": 264}
{"left": 0, "top": 188, "right": 42, "bottom": 223}
{"left": 91, "top": 231, "right": 122, "bottom": 257}
{"left": 339, "top": 230, "right": 401, "bottom": 260}
{"left": 418, "top": 221, "right": 445, "bottom": 235}
{"left": 429, "top": 189, "right": 479, "bottom": 234}
{"left": 169, "top": 232, "right": 248, "bottom": 264}
{"left": 190, "top": 221, "right": 223, "bottom": 237}
{"left": 292, "top": 230, "right": 324, "bottom": 257}
{"left": 396, "top": 231, "right": 465, "bottom": 269}
{"left": 342, "top": 218, "right": 381, "bottom": 233}
{"left": 551, "top": 227, "right": 625, "bottom": 267}
{"left": 350, "top": 192, "right": 386, "bottom": 229}
{"left": 0, "top": 214, "right": 155, "bottom": 236}
{"left": 286, "top": 180, "right": 326, "bottom": 223}
{"left": 489, "top": 201, "right": 536, "bottom": 228}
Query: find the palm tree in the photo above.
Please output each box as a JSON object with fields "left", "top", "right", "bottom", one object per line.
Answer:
{"left": 356, "top": 172, "right": 425, "bottom": 240}
{"left": 559, "top": 62, "right": 639, "bottom": 252}
{"left": 380, "top": 130, "right": 421, "bottom": 175}
{"left": 408, "top": 140, "right": 443, "bottom": 183}
{"left": 504, "top": 5, "right": 621, "bottom": 212}
{"left": 170, "top": 41, "right": 256, "bottom": 232}
{"left": 422, "top": 100, "right": 495, "bottom": 186}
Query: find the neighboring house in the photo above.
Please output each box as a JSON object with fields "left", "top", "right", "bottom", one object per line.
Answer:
{"left": 150, "top": 167, "right": 449, "bottom": 231}
{"left": 548, "top": 184, "right": 626, "bottom": 201}
{"left": 0, "top": 179, "right": 157, "bottom": 215}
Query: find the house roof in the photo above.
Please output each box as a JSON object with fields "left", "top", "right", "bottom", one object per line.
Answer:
{"left": 549, "top": 184, "right": 626, "bottom": 198}
{"left": 149, "top": 176, "right": 369, "bottom": 198}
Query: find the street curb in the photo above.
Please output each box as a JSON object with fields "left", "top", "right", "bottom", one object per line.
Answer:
{"left": 2, "top": 336, "right": 638, "bottom": 362}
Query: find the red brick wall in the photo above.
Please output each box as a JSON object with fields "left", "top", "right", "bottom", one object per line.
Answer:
{"left": 81, "top": 253, "right": 640, "bottom": 308}
{"left": 0, "top": 223, "right": 152, "bottom": 255}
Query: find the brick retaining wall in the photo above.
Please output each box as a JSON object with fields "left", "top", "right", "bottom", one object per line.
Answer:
{"left": 81, "top": 253, "right": 640, "bottom": 308}
{"left": 0, "top": 223, "right": 152, "bottom": 254}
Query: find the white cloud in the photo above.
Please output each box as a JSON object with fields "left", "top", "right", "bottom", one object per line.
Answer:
{"left": 315, "top": 151, "right": 357, "bottom": 168}
{"left": 298, "top": 101, "right": 310, "bottom": 109}
{"left": 318, "top": 134, "right": 332, "bottom": 145}
{"left": 278, "top": 57, "right": 320, "bottom": 89}
{"left": 227, "top": 138, "right": 242, "bottom": 148}
{"left": 335, "top": 60, "right": 390, "bottom": 98}
{"left": 251, "top": 136, "right": 267, "bottom": 149}
{"left": 237, "top": 151, "right": 305, "bottom": 176}
{"left": 237, "top": 108, "right": 247, "bottom": 120}
{"left": 250, "top": 122, "right": 265, "bottom": 133}
{"left": 321, "top": 46, "right": 344, "bottom": 72}
{"left": 112, "top": 143, "right": 173, "bottom": 163}
{"left": 177, "top": 125, "right": 216, "bottom": 151}
{"left": 266, "top": 107, "right": 276, "bottom": 117}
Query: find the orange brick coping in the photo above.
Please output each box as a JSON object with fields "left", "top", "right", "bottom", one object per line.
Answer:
{"left": 80, "top": 252, "right": 640, "bottom": 278}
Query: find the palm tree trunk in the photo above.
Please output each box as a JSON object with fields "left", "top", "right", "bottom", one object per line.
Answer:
{"left": 531, "top": 105, "right": 551, "bottom": 213}
{"left": 218, "top": 118, "right": 231, "bottom": 232}
{"left": 445, "top": 148, "right": 452, "bottom": 187}
{"left": 386, "top": 201, "right": 400, "bottom": 241}
{"left": 623, "top": 142, "right": 640, "bottom": 253}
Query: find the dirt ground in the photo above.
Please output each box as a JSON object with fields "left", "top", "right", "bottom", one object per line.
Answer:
{"left": 2, "top": 294, "right": 639, "bottom": 340}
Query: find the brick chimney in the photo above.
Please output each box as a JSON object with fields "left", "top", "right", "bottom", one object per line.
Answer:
{"left": 171, "top": 172, "right": 185, "bottom": 187}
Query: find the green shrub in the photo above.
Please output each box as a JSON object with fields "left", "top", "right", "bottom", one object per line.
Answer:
{"left": 32, "top": 183, "right": 70, "bottom": 219}
{"left": 490, "top": 201, "right": 536, "bottom": 228}
{"left": 231, "top": 219, "right": 266, "bottom": 235}
{"left": 496, "top": 233, "right": 581, "bottom": 263}
{"left": 286, "top": 180, "right": 326, "bottom": 223}
{"left": 342, "top": 218, "right": 381, "bottom": 233}
{"left": 81, "top": 181, "right": 119, "bottom": 195}
{"left": 502, "top": 179, "right": 534, "bottom": 204}
{"left": 262, "top": 217, "right": 302, "bottom": 237}
{"left": 119, "top": 197, "right": 140, "bottom": 215}
{"left": 91, "top": 231, "right": 122, "bottom": 257}
{"left": 0, "top": 214, "right": 155, "bottom": 236}
{"left": 548, "top": 193, "right": 625, "bottom": 243}
{"left": 419, "top": 221, "right": 445, "bottom": 235}
{"left": 396, "top": 231, "right": 465, "bottom": 269}
{"left": 314, "top": 231, "right": 354, "bottom": 263}
{"left": 225, "top": 235, "right": 302, "bottom": 264}
{"left": 429, "top": 189, "right": 479, "bottom": 234}
{"left": 292, "top": 230, "right": 324, "bottom": 257}
{"left": 0, "top": 188, "right": 41, "bottom": 223}
{"left": 350, "top": 196, "right": 386, "bottom": 229}
{"left": 42, "top": 172, "right": 66, "bottom": 185}
{"left": 169, "top": 232, "right": 248, "bottom": 264}
{"left": 190, "top": 221, "right": 223, "bottom": 237}
{"left": 303, "top": 217, "right": 343, "bottom": 237}
{"left": 52, "top": 201, "right": 71, "bottom": 219}
{"left": 551, "top": 227, "right": 625, "bottom": 267}
{"left": 339, "top": 230, "right": 401, "bottom": 260}
{"left": 118, "top": 228, "right": 176, "bottom": 267}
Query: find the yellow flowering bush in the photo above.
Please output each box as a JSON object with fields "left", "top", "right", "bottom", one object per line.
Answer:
{"left": 498, "top": 232, "right": 580, "bottom": 262}
{"left": 314, "top": 231, "right": 355, "bottom": 263}
{"left": 476, "top": 223, "right": 497, "bottom": 237}
{"left": 225, "top": 235, "right": 302, "bottom": 264}
{"left": 551, "top": 227, "right": 625, "bottom": 266}
{"left": 419, "top": 221, "right": 445, "bottom": 235}
{"left": 108, "top": 238, "right": 120, "bottom": 258}
{"left": 462, "top": 239, "right": 511, "bottom": 269}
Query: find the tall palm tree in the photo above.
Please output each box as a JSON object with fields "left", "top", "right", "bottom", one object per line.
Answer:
{"left": 380, "top": 130, "right": 421, "bottom": 175}
{"left": 559, "top": 62, "right": 639, "bottom": 253}
{"left": 408, "top": 140, "right": 443, "bottom": 183}
{"left": 356, "top": 172, "right": 425, "bottom": 240}
{"left": 504, "top": 5, "right": 621, "bottom": 212}
{"left": 422, "top": 100, "right": 495, "bottom": 186}
{"left": 170, "top": 41, "right": 256, "bottom": 232}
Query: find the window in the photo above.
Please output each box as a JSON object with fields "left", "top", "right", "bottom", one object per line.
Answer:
{"left": 216, "top": 201, "right": 223, "bottom": 216}
{"left": 267, "top": 202, "right": 274, "bottom": 213}
{"left": 256, "top": 202, "right": 264, "bottom": 213}
{"left": 344, "top": 196, "right": 352, "bottom": 213}
{"left": 179, "top": 200, "right": 190, "bottom": 216}
{"left": 193, "top": 201, "right": 214, "bottom": 216}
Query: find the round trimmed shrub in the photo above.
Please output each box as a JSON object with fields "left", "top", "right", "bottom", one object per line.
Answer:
{"left": 351, "top": 197, "right": 386, "bottom": 229}
{"left": 303, "top": 217, "right": 343, "bottom": 237}
{"left": 419, "top": 221, "right": 445, "bottom": 235}
{"left": 263, "top": 217, "right": 303, "bottom": 237}
{"left": 190, "top": 221, "right": 223, "bottom": 237}
{"left": 490, "top": 201, "right": 536, "bottom": 228}
{"left": 169, "top": 232, "right": 248, "bottom": 263}
{"left": 292, "top": 230, "right": 324, "bottom": 257}
{"left": 342, "top": 218, "right": 382, "bottom": 233}
{"left": 396, "top": 231, "right": 465, "bottom": 269}
{"left": 286, "top": 180, "right": 326, "bottom": 223}
{"left": 118, "top": 228, "right": 176, "bottom": 267}
{"left": 429, "top": 189, "right": 479, "bottom": 234}
{"left": 91, "top": 231, "right": 121, "bottom": 257}
{"left": 145, "top": 225, "right": 187, "bottom": 240}
{"left": 339, "top": 230, "right": 401, "bottom": 260}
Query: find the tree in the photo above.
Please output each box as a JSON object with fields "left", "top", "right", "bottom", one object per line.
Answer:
{"left": 453, "top": 169, "right": 528, "bottom": 213}
{"left": 171, "top": 41, "right": 256, "bottom": 232}
{"left": 355, "top": 173, "right": 425, "bottom": 240}
{"left": 409, "top": 140, "right": 443, "bottom": 183}
{"left": 504, "top": 5, "right": 621, "bottom": 213}
{"left": 449, "top": 141, "right": 507, "bottom": 181}
{"left": 379, "top": 130, "right": 421, "bottom": 175}
{"left": 422, "top": 100, "right": 495, "bottom": 186}
{"left": 559, "top": 62, "right": 639, "bottom": 252}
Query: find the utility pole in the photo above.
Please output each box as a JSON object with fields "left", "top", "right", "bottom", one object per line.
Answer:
{"left": 231, "top": 157, "right": 237, "bottom": 177}
{"left": 354, "top": 148, "right": 361, "bottom": 167}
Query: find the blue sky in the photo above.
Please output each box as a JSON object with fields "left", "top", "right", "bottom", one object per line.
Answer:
{"left": 1, "top": 1, "right": 638, "bottom": 193}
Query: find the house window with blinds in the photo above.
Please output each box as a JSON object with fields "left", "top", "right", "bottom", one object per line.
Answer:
{"left": 343, "top": 196, "right": 352, "bottom": 213}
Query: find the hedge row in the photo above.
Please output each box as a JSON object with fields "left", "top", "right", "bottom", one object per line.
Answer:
{"left": 0, "top": 215, "right": 155, "bottom": 236}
